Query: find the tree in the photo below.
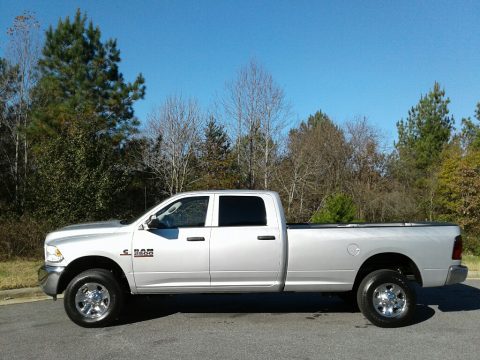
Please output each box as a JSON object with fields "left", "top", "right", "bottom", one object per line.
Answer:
{"left": 394, "top": 82, "right": 454, "bottom": 220}
{"left": 460, "top": 104, "right": 480, "bottom": 150}
{"left": 273, "top": 111, "right": 350, "bottom": 221}
{"left": 437, "top": 142, "right": 480, "bottom": 254}
{"left": 434, "top": 103, "right": 480, "bottom": 254}
{"left": 223, "top": 60, "right": 289, "bottom": 189}
{"left": 460, "top": 117, "right": 480, "bottom": 150}
{"left": 345, "top": 118, "right": 390, "bottom": 221}
{"left": 396, "top": 82, "right": 454, "bottom": 173}
{"left": 29, "top": 10, "right": 145, "bottom": 223}
{"left": 197, "top": 116, "right": 237, "bottom": 189}
{"left": 0, "top": 12, "right": 40, "bottom": 212}
{"left": 310, "top": 193, "right": 358, "bottom": 223}
{"left": 143, "top": 95, "right": 202, "bottom": 197}
{"left": 0, "top": 58, "right": 20, "bottom": 211}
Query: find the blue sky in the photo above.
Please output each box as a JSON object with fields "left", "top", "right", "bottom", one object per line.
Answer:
{"left": 1, "top": 0, "right": 480, "bottom": 145}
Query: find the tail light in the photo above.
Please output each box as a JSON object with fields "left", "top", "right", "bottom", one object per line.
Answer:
{"left": 452, "top": 235, "right": 463, "bottom": 260}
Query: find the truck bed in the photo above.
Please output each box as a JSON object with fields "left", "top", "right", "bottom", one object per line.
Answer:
{"left": 287, "top": 222, "right": 456, "bottom": 229}
{"left": 284, "top": 221, "right": 460, "bottom": 292}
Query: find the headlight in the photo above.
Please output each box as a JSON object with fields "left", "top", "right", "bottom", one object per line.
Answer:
{"left": 45, "top": 245, "right": 64, "bottom": 262}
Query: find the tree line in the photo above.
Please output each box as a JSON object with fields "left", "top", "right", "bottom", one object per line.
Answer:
{"left": 1, "top": 11, "right": 479, "bottom": 259}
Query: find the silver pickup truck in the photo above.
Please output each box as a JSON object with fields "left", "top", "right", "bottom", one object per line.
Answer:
{"left": 38, "top": 190, "right": 468, "bottom": 328}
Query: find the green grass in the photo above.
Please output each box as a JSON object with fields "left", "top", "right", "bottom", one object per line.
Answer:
{"left": 463, "top": 254, "right": 480, "bottom": 274}
{"left": 0, "top": 259, "right": 43, "bottom": 290}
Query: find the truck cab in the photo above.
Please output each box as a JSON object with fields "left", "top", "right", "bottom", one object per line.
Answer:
{"left": 132, "top": 191, "right": 287, "bottom": 292}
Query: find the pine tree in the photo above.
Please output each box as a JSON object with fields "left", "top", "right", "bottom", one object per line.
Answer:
{"left": 310, "top": 193, "right": 359, "bottom": 223}
{"left": 459, "top": 103, "right": 480, "bottom": 150}
{"left": 197, "top": 117, "right": 237, "bottom": 189}
{"left": 394, "top": 82, "right": 454, "bottom": 220}
{"left": 301, "top": 110, "right": 332, "bottom": 131}
{"left": 460, "top": 117, "right": 480, "bottom": 150}
{"left": 396, "top": 82, "right": 454, "bottom": 173}
{"left": 29, "top": 10, "right": 145, "bottom": 223}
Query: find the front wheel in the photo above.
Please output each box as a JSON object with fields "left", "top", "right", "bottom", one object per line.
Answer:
{"left": 64, "top": 269, "right": 124, "bottom": 327}
{"left": 357, "top": 269, "right": 416, "bottom": 328}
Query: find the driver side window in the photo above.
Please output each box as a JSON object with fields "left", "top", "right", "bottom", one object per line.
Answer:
{"left": 155, "top": 196, "right": 209, "bottom": 228}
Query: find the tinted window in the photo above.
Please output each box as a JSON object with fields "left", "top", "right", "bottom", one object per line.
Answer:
{"left": 219, "top": 196, "right": 267, "bottom": 226}
{"left": 155, "top": 196, "right": 209, "bottom": 228}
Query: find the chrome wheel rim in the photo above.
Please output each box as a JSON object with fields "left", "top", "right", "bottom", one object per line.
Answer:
{"left": 372, "top": 283, "right": 407, "bottom": 318}
{"left": 75, "top": 282, "right": 111, "bottom": 319}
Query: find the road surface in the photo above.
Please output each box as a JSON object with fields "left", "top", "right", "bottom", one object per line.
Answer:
{"left": 1, "top": 280, "right": 479, "bottom": 360}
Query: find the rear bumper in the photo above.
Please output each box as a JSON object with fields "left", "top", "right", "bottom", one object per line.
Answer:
{"left": 445, "top": 265, "right": 468, "bottom": 285}
{"left": 38, "top": 264, "right": 65, "bottom": 297}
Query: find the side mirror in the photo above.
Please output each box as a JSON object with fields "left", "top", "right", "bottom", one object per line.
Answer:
{"left": 146, "top": 215, "right": 161, "bottom": 229}
{"left": 140, "top": 215, "right": 162, "bottom": 230}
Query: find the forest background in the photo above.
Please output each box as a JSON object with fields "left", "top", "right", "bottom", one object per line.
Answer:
{"left": 1, "top": 10, "right": 479, "bottom": 270}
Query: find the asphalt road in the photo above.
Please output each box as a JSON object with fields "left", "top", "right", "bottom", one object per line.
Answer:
{"left": 1, "top": 280, "right": 480, "bottom": 360}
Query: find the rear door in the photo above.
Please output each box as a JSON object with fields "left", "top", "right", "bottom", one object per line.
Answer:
{"left": 209, "top": 194, "right": 283, "bottom": 290}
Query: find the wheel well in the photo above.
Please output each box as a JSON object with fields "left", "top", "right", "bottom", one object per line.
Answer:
{"left": 57, "top": 256, "right": 131, "bottom": 294}
{"left": 354, "top": 253, "right": 423, "bottom": 288}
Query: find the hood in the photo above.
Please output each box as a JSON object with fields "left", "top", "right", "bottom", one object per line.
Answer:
{"left": 45, "top": 220, "right": 128, "bottom": 244}
{"left": 61, "top": 220, "right": 125, "bottom": 231}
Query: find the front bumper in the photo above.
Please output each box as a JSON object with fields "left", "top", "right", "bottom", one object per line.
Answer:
{"left": 38, "top": 264, "right": 65, "bottom": 297}
{"left": 445, "top": 265, "right": 468, "bottom": 285}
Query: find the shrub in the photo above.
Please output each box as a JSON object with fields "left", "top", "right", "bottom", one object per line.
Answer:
{"left": 311, "top": 193, "right": 361, "bottom": 223}
{"left": 463, "top": 232, "right": 480, "bottom": 257}
{"left": 0, "top": 217, "right": 54, "bottom": 260}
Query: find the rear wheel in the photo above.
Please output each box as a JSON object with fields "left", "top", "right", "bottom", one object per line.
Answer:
{"left": 357, "top": 269, "right": 416, "bottom": 328}
{"left": 64, "top": 269, "right": 124, "bottom": 327}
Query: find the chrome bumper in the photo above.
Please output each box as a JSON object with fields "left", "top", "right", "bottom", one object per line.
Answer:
{"left": 38, "top": 264, "right": 65, "bottom": 297}
{"left": 445, "top": 265, "right": 468, "bottom": 285}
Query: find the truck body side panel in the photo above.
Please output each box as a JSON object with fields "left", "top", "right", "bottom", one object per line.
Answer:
{"left": 284, "top": 225, "right": 461, "bottom": 291}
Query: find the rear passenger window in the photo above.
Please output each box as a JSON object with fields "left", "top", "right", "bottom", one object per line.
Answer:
{"left": 219, "top": 196, "right": 267, "bottom": 226}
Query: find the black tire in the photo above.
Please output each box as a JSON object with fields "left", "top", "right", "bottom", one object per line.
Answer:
{"left": 356, "top": 269, "right": 416, "bottom": 328}
{"left": 64, "top": 268, "right": 124, "bottom": 328}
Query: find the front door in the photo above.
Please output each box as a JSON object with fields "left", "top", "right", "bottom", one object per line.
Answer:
{"left": 132, "top": 195, "right": 212, "bottom": 292}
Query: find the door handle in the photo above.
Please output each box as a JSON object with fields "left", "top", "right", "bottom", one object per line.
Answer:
{"left": 257, "top": 235, "right": 276, "bottom": 240}
{"left": 187, "top": 237, "right": 205, "bottom": 241}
